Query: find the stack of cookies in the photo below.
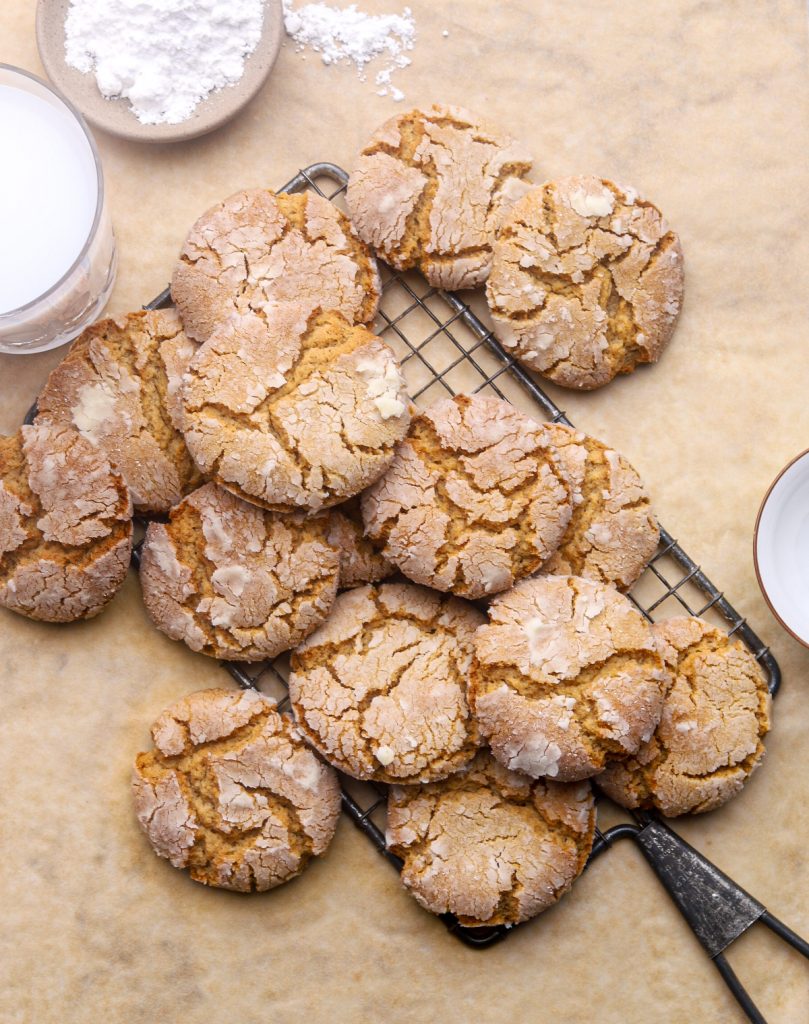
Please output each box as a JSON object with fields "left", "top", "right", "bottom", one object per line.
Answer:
{"left": 0, "top": 103, "right": 770, "bottom": 932}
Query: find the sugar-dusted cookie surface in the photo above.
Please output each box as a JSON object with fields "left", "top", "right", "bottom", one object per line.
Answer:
{"left": 288, "top": 582, "right": 483, "bottom": 784}
{"left": 171, "top": 189, "right": 380, "bottom": 343}
{"left": 347, "top": 104, "right": 532, "bottom": 290}
{"left": 36, "top": 309, "right": 201, "bottom": 514}
{"left": 387, "top": 749, "right": 595, "bottom": 927}
{"left": 181, "top": 308, "right": 411, "bottom": 513}
{"left": 487, "top": 176, "right": 684, "bottom": 389}
{"left": 470, "top": 575, "right": 668, "bottom": 781}
{"left": 140, "top": 482, "right": 340, "bottom": 661}
{"left": 326, "top": 499, "right": 394, "bottom": 590}
{"left": 362, "top": 393, "right": 574, "bottom": 599}
{"left": 597, "top": 616, "right": 771, "bottom": 816}
{"left": 0, "top": 422, "right": 132, "bottom": 622}
{"left": 132, "top": 688, "right": 341, "bottom": 892}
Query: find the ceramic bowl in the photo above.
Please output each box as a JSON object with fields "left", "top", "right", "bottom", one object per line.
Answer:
{"left": 754, "top": 449, "right": 809, "bottom": 646}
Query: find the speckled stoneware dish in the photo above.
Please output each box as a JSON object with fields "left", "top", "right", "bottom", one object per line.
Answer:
{"left": 754, "top": 448, "right": 809, "bottom": 647}
{"left": 35, "top": 0, "right": 283, "bottom": 143}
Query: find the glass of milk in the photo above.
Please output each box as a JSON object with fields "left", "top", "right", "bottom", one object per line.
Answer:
{"left": 0, "top": 64, "right": 116, "bottom": 354}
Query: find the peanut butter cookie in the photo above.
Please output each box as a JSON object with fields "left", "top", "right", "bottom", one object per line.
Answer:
{"left": 326, "top": 499, "right": 394, "bottom": 590}
{"left": 0, "top": 422, "right": 132, "bottom": 622}
{"left": 140, "top": 483, "right": 340, "bottom": 661}
{"left": 36, "top": 309, "right": 202, "bottom": 514}
{"left": 132, "top": 688, "right": 341, "bottom": 892}
{"left": 597, "top": 617, "right": 771, "bottom": 816}
{"left": 181, "top": 308, "right": 411, "bottom": 513}
{"left": 361, "top": 393, "right": 573, "bottom": 599}
{"left": 171, "top": 188, "right": 380, "bottom": 343}
{"left": 387, "top": 749, "right": 595, "bottom": 927}
{"left": 288, "top": 582, "right": 483, "bottom": 783}
{"left": 347, "top": 104, "right": 532, "bottom": 290}
{"left": 487, "top": 176, "right": 684, "bottom": 389}
{"left": 470, "top": 575, "right": 668, "bottom": 781}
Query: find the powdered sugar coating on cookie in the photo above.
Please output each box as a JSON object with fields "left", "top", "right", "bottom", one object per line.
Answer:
{"left": 181, "top": 309, "right": 411, "bottom": 512}
{"left": 387, "top": 749, "right": 595, "bottom": 926}
{"left": 597, "top": 617, "right": 771, "bottom": 816}
{"left": 288, "top": 582, "right": 484, "bottom": 783}
{"left": 326, "top": 501, "right": 394, "bottom": 589}
{"left": 362, "top": 393, "right": 573, "bottom": 599}
{"left": 140, "top": 482, "right": 340, "bottom": 660}
{"left": 171, "top": 189, "right": 380, "bottom": 343}
{"left": 487, "top": 176, "right": 684, "bottom": 389}
{"left": 132, "top": 688, "right": 341, "bottom": 891}
{"left": 0, "top": 422, "right": 132, "bottom": 622}
{"left": 347, "top": 104, "right": 533, "bottom": 290}
{"left": 470, "top": 575, "right": 668, "bottom": 781}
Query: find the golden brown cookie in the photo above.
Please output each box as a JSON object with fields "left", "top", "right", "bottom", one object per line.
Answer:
{"left": 0, "top": 422, "right": 132, "bottom": 622}
{"left": 361, "top": 393, "right": 573, "bottom": 599}
{"left": 486, "top": 176, "right": 684, "bottom": 389}
{"left": 288, "top": 582, "right": 483, "bottom": 783}
{"left": 36, "top": 309, "right": 202, "bottom": 514}
{"left": 140, "top": 482, "right": 340, "bottom": 661}
{"left": 180, "top": 308, "right": 411, "bottom": 513}
{"left": 470, "top": 575, "right": 668, "bottom": 781}
{"left": 597, "top": 617, "right": 771, "bottom": 816}
{"left": 326, "top": 499, "right": 394, "bottom": 589}
{"left": 347, "top": 104, "right": 532, "bottom": 289}
{"left": 171, "top": 189, "right": 380, "bottom": 343}
{"left": 387, "top": 749, "right": 595, "bottom": 927}
{"left": 132, "top": 688, "right": 341, "bottom": 892}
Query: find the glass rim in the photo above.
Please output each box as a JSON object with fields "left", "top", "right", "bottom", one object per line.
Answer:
{"left": 0, "top": 63, "right": 105, "bottom": 319}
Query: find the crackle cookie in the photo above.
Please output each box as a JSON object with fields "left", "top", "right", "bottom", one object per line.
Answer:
{"left": 171, "top": 188, "right": 380, "bottom": 343}
{"left": 133, "top": 688, "right": 341, "bottom": 891}
{"left": 541, "top": 424, "right": 659, "bottom": 590}
{"left": 387, "top": 749, "right": 595, "bottom": 927}
{"left": 597, "top": 617, "right": 771, "bottom": 816}
{"left": 181, "top": 308, "right": 411, "bottom": 513}
{"left": 140, "top": 482, "right": 340, "bottom": 661}
{"left": 361, "top": 393, "right": 573, "bottom": 599}
{"left": 288, "top": 582, "right": 483, "bottom": 783}
{"left": 36, "top": 309, "right": 202, "bottom": 514}
{"left": 326, "top": 499, "right": 394, "bottom": 590}
{"left": 0, "top": 422, "right": 132, "bottom": 622}
{"left": 347, "top": 104, "right": 532, "bottom": 290}
{"left": 470, "top": 575, "right": 668, "bottom": 782}
{"left": 486, "top": 176, "right": 684, "bottom": 389}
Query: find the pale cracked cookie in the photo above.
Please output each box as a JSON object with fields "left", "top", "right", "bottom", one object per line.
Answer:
{"left": 326, "top": 499, "right": 394, "bottom": 590}
{"left": 597, "top": 617, "right": 771, "bottom": 816}
{"left": 181, "top": 308, "right": 411, "bottom": 513}
{"left": 288, "top": 582, "right": 484, "bottom": 783}
{"left": 361, "top": 393, "right": 573, "bottom": 599}
{"left": 0, "top": 422, "right": 132, "bottom": 622}
{"left": 347, "top": 104, "right": 532, "bottom": 290}
{"left": 486, "top": 176, "right": 684, "bottom": 389}
{"left": 132, "top": 688, "right": 341, "bottom": 891}
{"left": 387, "top": 749, "right": 595, "bottom": 927}
{"left": 140, "top": 482, "right": 340, "bottom": 661}
{"left": 541, "top": 424, "right": 659, "bottom": 590}
{"left": 36, "top": 309, "right": 202, "bottom": 514}
{"left": 470, "top": 575, "right": 668, "bottom": 782}
{"left": 171, "top": 188, "right": 380, "bottom": 343}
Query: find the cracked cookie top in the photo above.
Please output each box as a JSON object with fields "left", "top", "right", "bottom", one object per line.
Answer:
{"left": 140, "top": 482, "right": 340, "bottom": 661}
{"left": 36, "top": 309, "right": 202, "bottom": 514}
{"left": 171, "top": 189, "right": 380, "bottom": 343}
{"left": 361, "top": 393, "right": 573, "bottom": 599}
{"left": 486, "top": 176, "right": 684, "bottom": 389}
{"left": 347, "top": 104, "right": 533, "bottom": 290}
{"left": 288, "top": 582, "right": 484, "bottom": 784}
{"left": 540, "top": 424, "right": 659, "bottom": 590}
{"left": 180, "top": 308, "right": 412, "bottom": 513}
{"left": 470, "top": 575, "right": 668, "bottom": 781}
{"left": 0, "top": 422, "right": 132, "bottom": 622}
{"left": 326, "top": 499, "right": 394, "bottom": 590}
{"left": 596, "top": 616, "right": 771, "bottom": 816}
{"left": 132, "top": 688, "right": 341, "bottom": 892}
{"left": 387, "top": 749, "right": 595, "bottom": 927}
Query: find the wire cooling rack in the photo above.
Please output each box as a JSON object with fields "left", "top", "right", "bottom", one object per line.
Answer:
{"left": 134, "top": 162, "right": 782, "bottom": 952}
